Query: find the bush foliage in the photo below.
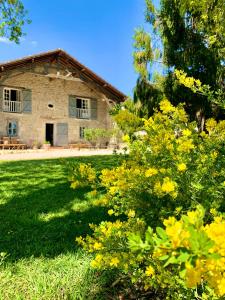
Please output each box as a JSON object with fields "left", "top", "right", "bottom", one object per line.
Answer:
{"left": 71, "top": 100, "right": 225, "bottom": 299}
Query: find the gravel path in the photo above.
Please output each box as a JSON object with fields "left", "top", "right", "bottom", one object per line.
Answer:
{"left": 0, "top": 148, "right": 116, "bottom": 161}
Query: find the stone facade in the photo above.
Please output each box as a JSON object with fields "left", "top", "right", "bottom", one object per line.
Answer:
{"left": 0, "top": 58, "right": 120, "bottom": 147}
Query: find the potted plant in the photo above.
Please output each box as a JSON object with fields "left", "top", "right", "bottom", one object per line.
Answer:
{"left": 42, "top": 141, "right": 51, "bottom": 149}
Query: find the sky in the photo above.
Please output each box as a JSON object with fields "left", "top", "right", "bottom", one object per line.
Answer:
{"left": 0, "top": 0, "right": 151, "bottom": 97}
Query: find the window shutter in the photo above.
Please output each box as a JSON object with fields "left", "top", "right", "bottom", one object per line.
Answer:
{"left": 14, "top": 120, "right": 19, "bottom": 136}
{"left": 0, "top": 86, "right": 3, "bottom": 112}
{"left": 22, "top": 89, "right": 32, "bottom": 113}
{"left": 91, "top": 98, "right": 98, "bottom": 120}
{"left": 68, "top": 95, "right": 77, "bottom": 118}
{"left": 57, "top": 123, "right": 68, "bottom": 146}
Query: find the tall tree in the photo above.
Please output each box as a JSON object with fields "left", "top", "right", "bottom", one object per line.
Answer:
{"left": 0, "top": 0, "right": 29, "bottom": 43}
{"left": 134, "top": 0, "right": 225, "bottom": 125}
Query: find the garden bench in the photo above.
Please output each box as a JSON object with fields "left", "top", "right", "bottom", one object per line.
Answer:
{"left": 0, "top": 144, "right": 27, "bottom": 150}
{"left": 69, "top": 143, "right": 95, "bottom": 150}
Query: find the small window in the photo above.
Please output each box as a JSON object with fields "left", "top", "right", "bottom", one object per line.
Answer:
{"left": 48, "top": 104, "right": 54, "bottom": 109}
{"left": 79, "top": 127, "right": 86, "bottom": 139}
{"left": 4, "top": 88, "right": 20, "bottom": 102}
{"left": 8, "top": 121, "right": 18, "bottom": 136}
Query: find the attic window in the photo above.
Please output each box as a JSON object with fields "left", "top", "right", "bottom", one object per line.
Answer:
{"left": 48, "top": 104, "right": 54, "bottom": 109}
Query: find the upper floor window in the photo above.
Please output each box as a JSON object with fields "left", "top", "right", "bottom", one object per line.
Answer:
{"left": 76, "top": 98, "right": 90, "bottom": 119}
{"left": 4, "top": 88, "right": 21, "bottom": 102}
{"left": 69, "top": 96, "right": 97, "bottom": 120}
{"left": 3, "top": 88, "right": 22, "bottom": 113}
{"left": 76, "top": 98, "right": 89, "bottom": 109}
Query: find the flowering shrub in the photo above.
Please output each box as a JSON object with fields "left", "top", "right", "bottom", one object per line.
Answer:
{"left": 72, "top": 100, "right": 225, "bottom": 298}
{"left": 77, "top": 207, "right": 225, "bottom": 298}
{"left": 69, "top": 163, "right": 97, "bottom": 190}
{"left": 175, "top": 70, "right": 225, "bottom": 109}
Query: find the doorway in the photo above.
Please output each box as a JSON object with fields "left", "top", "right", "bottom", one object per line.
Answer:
{"left": 45, "top": 123, "right": 54, "bottom": 146}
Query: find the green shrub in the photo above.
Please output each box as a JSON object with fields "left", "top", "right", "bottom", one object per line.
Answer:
{"left": 72, "top": 100, "right": 225, "bottom": 299}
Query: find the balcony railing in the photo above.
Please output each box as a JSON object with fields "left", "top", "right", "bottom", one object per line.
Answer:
{"left": 3, "top": 100, "right": 22, "bottom": 113}
{"left": 76, "top": 108, "right": 91, "bottom": 119}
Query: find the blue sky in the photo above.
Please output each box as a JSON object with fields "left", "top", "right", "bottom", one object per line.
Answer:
{"left": 0, "top": 0, "right": 150, "bottom": 96}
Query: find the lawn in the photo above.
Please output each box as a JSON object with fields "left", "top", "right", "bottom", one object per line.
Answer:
{"left": 0, "top": 155, "right": 118, "bottom": 300}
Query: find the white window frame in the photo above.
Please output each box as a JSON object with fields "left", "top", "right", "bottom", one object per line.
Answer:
{"left": 76, "top": 97, "right": 90, "bottom": 119}
{"left": 3, "top": 87, "right": 21, "bottom": 102}
{"left": 8, "top": 121, "right": 18, "bottom": 137}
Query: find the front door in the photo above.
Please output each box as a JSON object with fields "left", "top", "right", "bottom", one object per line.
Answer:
{"left": 46, "top": 123, "right": 54, "bottom": 145}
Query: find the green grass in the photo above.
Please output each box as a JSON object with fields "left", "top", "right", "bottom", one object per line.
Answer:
{"left": 0, "top": 156, "right": 118, "bottom": 300}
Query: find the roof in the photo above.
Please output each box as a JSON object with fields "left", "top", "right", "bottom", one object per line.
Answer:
{"left": 0, "top": 49, "right": 126, "bottom": 101}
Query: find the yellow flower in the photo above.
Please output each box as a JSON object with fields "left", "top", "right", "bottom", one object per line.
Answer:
{"left": 145, "top": 265, "right": 155, "bottom": 277}
{"left": 154, "top": 181, "right": 162, "bottom": 194}
{"left": 161, "top": 177, "right": 176, "bottom": 193}
{"left": 90, "top": 254, "right": 103, "bottom": 268}
{"left": 206, "top": 118, "right": 217, "bottom": 132}
{"left": 177, "top": 163, "right": 187, "bottom": 172}
{"left": 70, "top": 181, "right": 79, "bottom": 189}
{"left": 160, "top": 99, "right": 175, "bottom": 114}
{"left": 145, "top": 167, "right": 158, "bottom": 177}
{"left": 75, "top": 236, "right": 83, "bottom": 245}
{"left": 210, "top": 208, "right": 217, "bottom": 216}
{"left": 177, "top": 139, "right": 195, "bottom": 153}
{"left": 108, "top": 209, "right": 114, "bottom": 216}
{"left": 183, "top": 129, "right": 192, "bottom": 137}
{"left": 127, "top": 210, "right": 135, "bottom": 218}
{"left": 122, "top": 134, "right": 130, "bottom": 143}
{"left": 217, "top": 277, "right": 225, "bottom": 296}
{"left": 93, "top": 242, "right": 103, "bottom": 250}
{"left": 110, "top": 257, "right": 120, "bottom": 267}
{"left": 186, "top": 264, "right": 202, "bottom": 288}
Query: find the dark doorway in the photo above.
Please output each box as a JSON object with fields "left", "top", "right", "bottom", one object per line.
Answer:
{"left": 45, "top": 124, "right": 54, "bottom": 145}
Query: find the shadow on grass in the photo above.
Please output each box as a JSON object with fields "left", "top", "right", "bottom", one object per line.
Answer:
{"left": 0, "top": 156, "right": 117, "bottom": 262}
{"left": 0, "top": 184, "right": 107, "bottom": 262}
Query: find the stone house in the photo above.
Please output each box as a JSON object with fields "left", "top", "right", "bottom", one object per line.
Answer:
{"left": 0, "top": 49, "right": 125, "bottom": 147}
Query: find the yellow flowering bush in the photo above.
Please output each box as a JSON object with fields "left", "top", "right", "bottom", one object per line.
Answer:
{"left": 128, "top": 206, "right": 225, "bottom": 298}
{"left": 69, "top": 163, "right": 97, "bottom": 190}
{"left": 72, "top": 100, "right": 225, "bottom": 298}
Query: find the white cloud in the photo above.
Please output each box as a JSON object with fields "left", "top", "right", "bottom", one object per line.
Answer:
{"left": 0, "top": 37, "right": 12, "bottom": 44}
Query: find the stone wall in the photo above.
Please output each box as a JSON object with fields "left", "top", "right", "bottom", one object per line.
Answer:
{"left": 0, "top": 63, "right": 114, "bottom": 147}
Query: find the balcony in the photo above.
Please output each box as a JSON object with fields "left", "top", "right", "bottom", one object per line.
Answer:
{"left": 76, "top": 108, "right": 91, "bottom": 119}
{"left": 3, "top": 100, "right": 22, "bottom": 113}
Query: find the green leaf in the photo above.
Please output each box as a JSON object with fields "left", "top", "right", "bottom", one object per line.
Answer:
{"left": 145, "top": 227, "right": 153, "bottom": 244}
{"left": 164, "top": 256, "right": 177, "bottom": 267}
{"left": 156, "top": 227, "right": 168, "bottom": 240}
{"left": 177, "top": 252, "right": 190, "bottom": 263}
{"left": 158, "top": 254, "right": 169, "bottom": 261}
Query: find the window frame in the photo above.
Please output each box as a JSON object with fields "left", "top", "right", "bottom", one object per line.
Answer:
{"left": 76, "top": 97, "right": 90, "bottom": 110}
{"left": 8, "top": 121, "right": 18, "bottom": 137}
{"left": 79, "top": 126, "right": 86, "bottom": 139}
{"left": 3, "top": 87, "right": 21, "bottom": 102}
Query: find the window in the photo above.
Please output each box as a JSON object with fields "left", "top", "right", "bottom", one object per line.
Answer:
{"left": 76, "top": 98, "right": 90, "bottom": 119}
{"left": 8, "top": 121, "right": 18, "bottom": 136}
{"left": 3, "top": 88, "right": 22, "bottom": 113}
{"left": 79, "top": 127, "right": 86, "bottom": 139}
{"left": 76, "top": 98, "right": 89, "bottom": 109}
{"left": 4, "top": 88, "right": 20, "bottom": 102}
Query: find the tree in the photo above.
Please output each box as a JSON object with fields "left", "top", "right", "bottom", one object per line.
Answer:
{"left": 133, "top": 0, "right": 225, "bottom": 125}
{"left": 133, "top": 76, "right": 163, "bottom": 117}
{"left": 0, "top": 0, "right": 29, "bottom": 43}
